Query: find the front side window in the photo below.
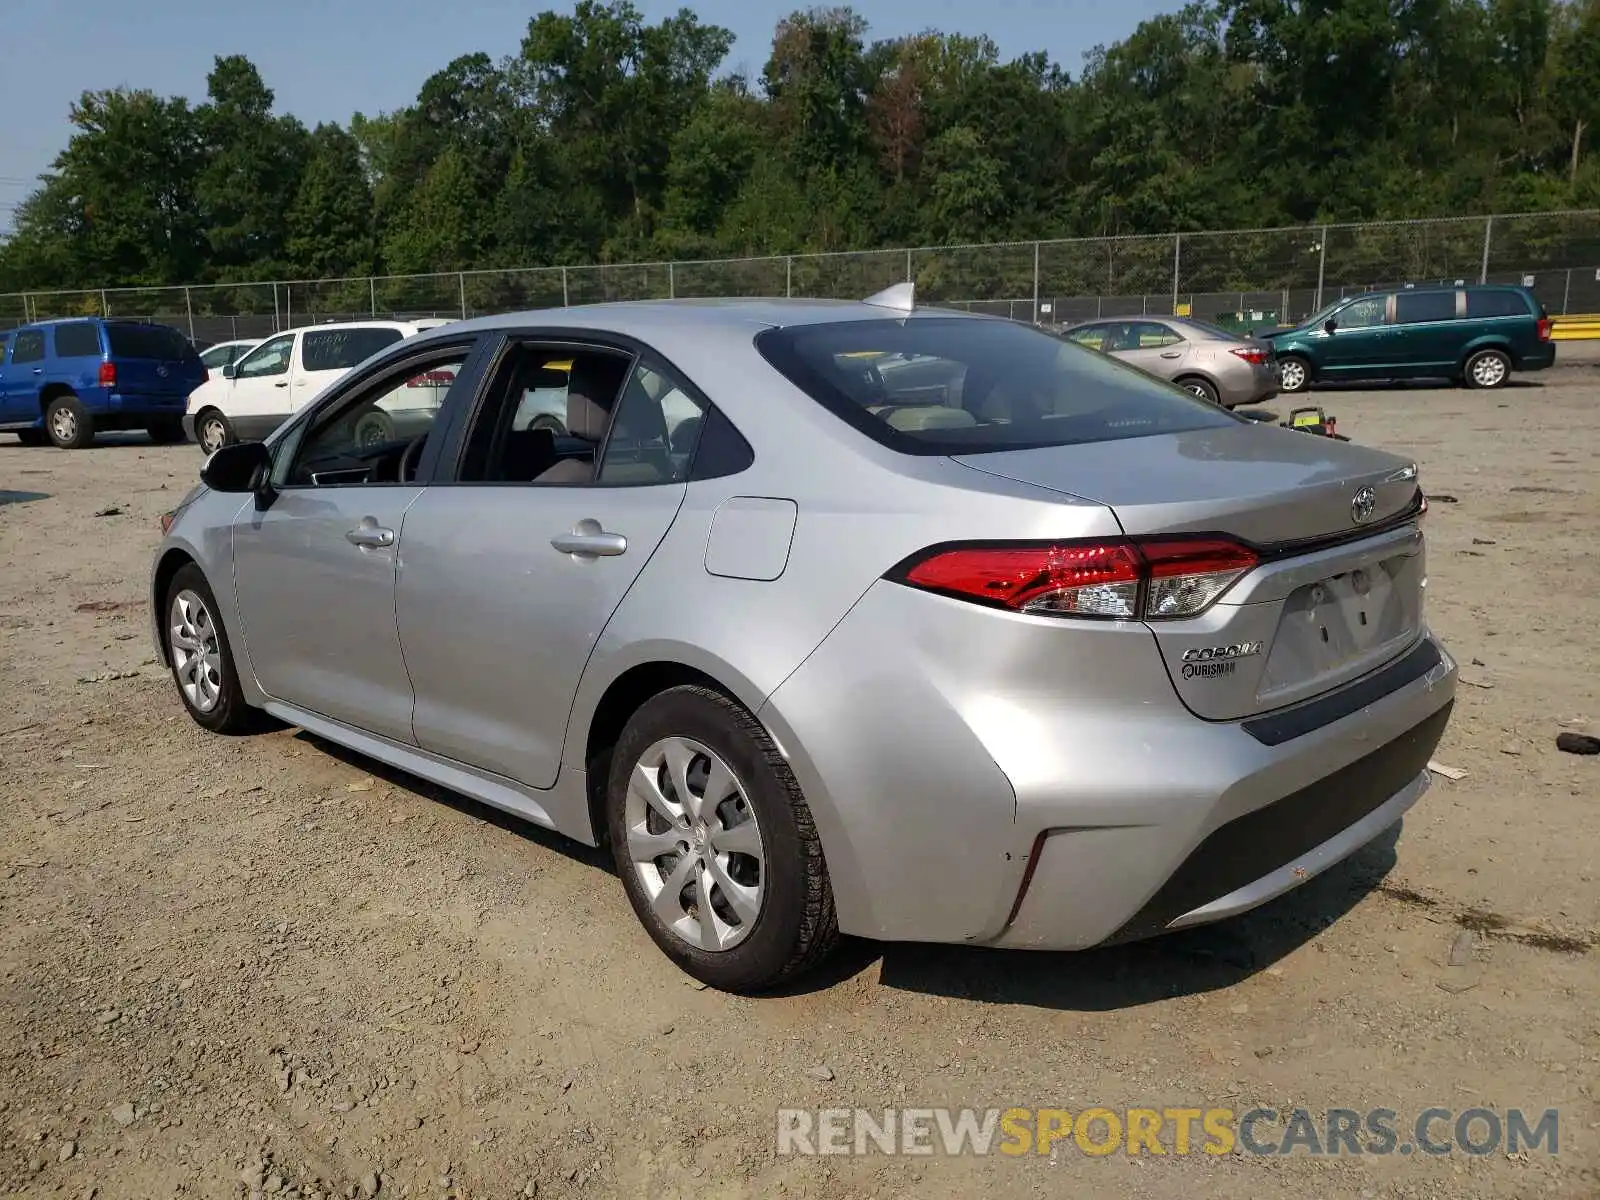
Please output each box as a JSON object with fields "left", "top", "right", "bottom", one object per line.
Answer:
{"left": 53, "top": 323, "right": 102, "bottom": 358}
{"left": 302, "top": 327, "right": 405, "bottom": 373}
{"left": 282, "top": 348, "right": 472, "bottom": 487}
{"left": 1394, "top": 291, "right": 1456, "bottom": 324}
{"left": 1334, "top": 296, "right": 1388, "bottom": 329}
{"left": 11, "top": 331, "right": 45, "bottom": 364}
{"left": 200, "top": 344, "right": 239, "bottom": 369}
{"left": 235, "top": 334, "right": 295, "bottom": 379}
{"left": 757, "top": 316, "right": 1239, "bottom": 455}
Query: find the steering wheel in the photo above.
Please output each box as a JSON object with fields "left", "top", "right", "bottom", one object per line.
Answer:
{"left": 398, "top": 434, "right": 427, "bottom": 483}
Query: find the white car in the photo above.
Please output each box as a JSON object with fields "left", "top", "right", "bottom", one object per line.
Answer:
{"left": 198, "top": 339, "right": 263, "bottom": 377}
{"left": 185, "top": 319, "right": 455, "bottom": 453}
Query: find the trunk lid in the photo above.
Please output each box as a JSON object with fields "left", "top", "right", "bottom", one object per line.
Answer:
{"left": 954, "top": 422, "right": 1428, "bottom": 720}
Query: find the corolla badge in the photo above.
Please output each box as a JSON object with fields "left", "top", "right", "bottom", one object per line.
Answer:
{"left": 1351, "top": 486, "right": 1377, "bottom": 524}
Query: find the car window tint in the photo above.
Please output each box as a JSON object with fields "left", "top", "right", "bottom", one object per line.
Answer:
{"left": 302, "top": 327, "right": 405, "bottom": 373}
{"left": 458, "top": 346, "right": 633, "bottom": 485}
{"left": 199, "top": 344, "right": 236, "bottom": 369}
{"left": 11, "top": 331, "right": 45, "bottom": 364}
{"left": 53, "top": 323, "right": 102, "bottom": 358}
{"left": 1065, "top": 325, "right": 1107, "bottom": 350}
{"left": 235, "top": 334, "right": 295, "bottom": 378}
{"left": 1465, "top": 290, "right": 1531, "bottom": 318}
{"left": 284, "top": 351, "right": 469, "bottom": 487}
{"left": 1336, "top": 296, "right": 1388, "bottom": 329}
{"left": 757, "top": 316, "right": 1239, "bottom": 454}
{"left": 597, "top": 361, "right": 708, "bottom": 485}
{"left": 1394, "top": 291, "right": 1456, "bottom": 323}
{"left": 105, "top": 323, "right": 191, "bottom": 360}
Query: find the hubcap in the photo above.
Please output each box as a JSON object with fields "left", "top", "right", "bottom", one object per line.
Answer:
{"left": 200, "top": 419, "right": 225, "bottom": 454}
{"left": 1280, "top": 360, "right": 1306, "bottom": 390}
{"left": 1184, "top": 383, "right": 1210, "bottom": 400}
{"left": 1473, "top": 354, "right": 1507, "bottom": 387}
{"left": 50, "top": 408, "right": 77, "bottom": 442}
{"left": 169, "top": 589, "right": 224, "bottom": 713}
{"left": 625, "top": 736, "right": 766, "bottom": 952}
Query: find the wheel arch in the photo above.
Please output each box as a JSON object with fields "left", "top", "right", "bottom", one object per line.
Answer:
{"left": 576, "top": 657, "right": 760, "bottom": 846}
{"left": 1171, "top": 371, "right": 1221, "bottom": 397}
{"left": 38, "top": 382, "right": 76, "bottom": 413}
{"left": 1459, "top": 336, "right": 1516, "bottom": 369}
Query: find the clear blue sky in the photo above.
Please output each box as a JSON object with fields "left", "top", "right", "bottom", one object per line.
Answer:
{"left": 0, "top": 0, "right": 1177, "bottom": 232}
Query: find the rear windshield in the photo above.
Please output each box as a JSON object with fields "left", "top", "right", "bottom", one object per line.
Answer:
{"left": 105, "top": 323, "right": 193, "bottom": 361}
{"left": 755, "top": 316, "right": 1240, "bottom": 454}
{"left": 1465, "top": 290, "right": 1534, "bottom": 318}
{"left": 302, "top": 327, "right": 405, "bottom": 372}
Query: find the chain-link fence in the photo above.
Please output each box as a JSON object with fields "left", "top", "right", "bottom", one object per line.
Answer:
{"left": 5, "top": 210, "right": 1600, "bottom": 338}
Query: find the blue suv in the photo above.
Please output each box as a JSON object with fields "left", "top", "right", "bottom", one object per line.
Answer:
{"left": 0, "top": 319, "right": 207, "bottom": 448}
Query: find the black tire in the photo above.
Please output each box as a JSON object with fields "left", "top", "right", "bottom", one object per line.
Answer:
{"left": 16, "top": 429, "right": 47, "bottom": 446}
{"left": 353, "top": 407, "right": 395, "bottom": 449}
{"left": 146, "top": 416, "right": 186, "bottom": 445}
{"left": 44, "top": 393, "right": 95, "bottom": 449}
{"left": 1177, "top": 376, "right": 1220, "bottom": 406}
{"left": 605, "top": 685, "right": 839, "bottom": 992}
{"left": 1277, "top": 355, "right": 1312, "bottom": 394}
{"left": 195, "top": 408, "right": 234, "bottom": 455}
{"left": 1464, "top": 348, "right": 1511, "bottom": 390}
{"left": 162, "top": 563, "right": 265, "bottom": 735}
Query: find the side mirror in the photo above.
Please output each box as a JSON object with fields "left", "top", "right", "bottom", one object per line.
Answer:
{"left": 201, "top": 440, "right": 272, "bottom": 495}
{"left": 222, "top": 363, "right": 237, "bottom": 379}
{"left": 1323, "top": 319, "right": 1338, "bottom": 335}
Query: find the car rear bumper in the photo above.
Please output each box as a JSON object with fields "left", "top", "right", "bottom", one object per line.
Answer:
{"left": 759, "top": 579, "right": 1456, "bottom": 950}
{"left": 1518, "top": 344, "right": 1557, "bottom": 371}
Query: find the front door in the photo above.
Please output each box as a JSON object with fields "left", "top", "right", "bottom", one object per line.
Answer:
{"left": 225, "top": 332, "right": 298, "bottom": 440}
{"left": 1, "top": 329, "right": 47, "bottom": 423}
{"left": 1318, "top": 294, "right": 1392, "bottom": 380}
{"left": 229, "top": 341, "right": 478, "bottom": 741}
{"left": 396, "top": 343, "right": 708, "bottom": 789}
{"left": 1107, "top": 320, "right": 1189, "bottom": 382}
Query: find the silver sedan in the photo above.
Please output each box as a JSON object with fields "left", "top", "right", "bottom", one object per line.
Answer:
{"left": 1061, "top": 316, "right": 1281, "bottom": 408}
{"left": 150, "top": 292, "right": 1455, "bottom": 991}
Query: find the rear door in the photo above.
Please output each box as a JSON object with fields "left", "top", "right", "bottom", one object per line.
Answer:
{"left": 1319, "top": 294, "right": 1392, "bottom": 379}
{"left": 395, "top": 339, "right": 707, "bottom": 789}
{"left": 1388, "top": 289, "right": 1461, "bottom": 374}
{"left": 104, "top": 322, "right": 206, "bottom": 401}
{"left": 1107, "top": 320, "right": 1188, "bottom": 383}
{"left": 293, "top": 326, "right": 408, "bottom": 411}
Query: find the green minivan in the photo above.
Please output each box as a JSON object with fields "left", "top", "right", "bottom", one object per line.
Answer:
{"left": 1263, "top": 284, "right": 1556, "bottom": 392}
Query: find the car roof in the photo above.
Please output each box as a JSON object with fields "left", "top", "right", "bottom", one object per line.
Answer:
{"left": 409, "top": 298, "right": 998, "bottom": 347}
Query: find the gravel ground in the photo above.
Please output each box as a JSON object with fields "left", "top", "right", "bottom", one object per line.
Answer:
{"left": 2, "top": 364, "right": 1598, "bottom": 1199}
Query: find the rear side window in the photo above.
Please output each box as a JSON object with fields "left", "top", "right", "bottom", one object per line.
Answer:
{"left": 53, "top": 323, "right": 102, "bottom": 358}
{"left": 756, "top": 317, "right": 1239, "bottom": 455}
{"left": 1394, "top": 291, "right": 1456, "bottom": 324}
{"left": 11, "top": 330, "right": 46, "bottom": 364}
{"left": 302, "top": 327, "right": 404, "bottom": 372}
{"left": 106, "top": 323, "right": 192, "bottom": 360}
{"left": 1465, "top": 290, "right": 1532, "bottom": 318}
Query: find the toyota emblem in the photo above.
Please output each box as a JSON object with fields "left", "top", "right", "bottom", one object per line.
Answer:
{"left": 156, "top": 365, "right": 169, "bottom": 378}
{"left": 1351, "top": 486, "right": 1377, "bottom": 524}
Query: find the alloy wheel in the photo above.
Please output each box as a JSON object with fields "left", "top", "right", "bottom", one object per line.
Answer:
{"left": 1279, "top": 359, "right": 1308, "bottom": 391}
{"left": 50, "top": 407, "right": 77, "bottom": 444}
{"left": 169, "top": 589, "right": 224, "bottom": 713}
{"left": 624, "top": 736, "right": 766, "bottom": 952}
{"left": 1471, "top": 353, "right": 1508, "bottom": 388}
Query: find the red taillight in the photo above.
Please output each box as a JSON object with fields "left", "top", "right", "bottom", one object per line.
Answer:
{"left": 1536, "top": 317, "right": 1553, "bottom": 341}
{"left": 894, "top": 537, "right": 1259, "bottom": 620}
{"left": 98, "top": 362, "right": 117, "bottom": 387}
{"left": 1230, "top": 346, "right": 1269, "bottom": 366}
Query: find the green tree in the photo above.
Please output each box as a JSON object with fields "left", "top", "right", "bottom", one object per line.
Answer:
{"left": 286, "top": 124, "right": 375, "bottom": 279}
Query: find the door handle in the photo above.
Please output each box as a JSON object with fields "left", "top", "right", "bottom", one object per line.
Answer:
{"left": 32, "top": 368, "right": 43, "bottom": 375}
{"left": 345, "top": 524, "right": 395, "bottom": 548}
{"left": 274, "top": 380, "right": 289, "bottom": 388}
{"left": 551, "top": 530, "right": 627, "bottom": 557}
{"left": 1159, "top": 350, "right": 1183, "bottom": 359}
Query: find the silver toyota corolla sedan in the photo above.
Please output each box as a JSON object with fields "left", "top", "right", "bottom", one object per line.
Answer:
{"left": 1060, "top": 316, "right": 1280, "bottom": 408}
{"left": 149, "top": 288, "right": 1456, "bottom": 992}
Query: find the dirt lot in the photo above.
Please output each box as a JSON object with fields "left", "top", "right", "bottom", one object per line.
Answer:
{"left": 2, "top": 364, "right": 1598, "bottom": 1200}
